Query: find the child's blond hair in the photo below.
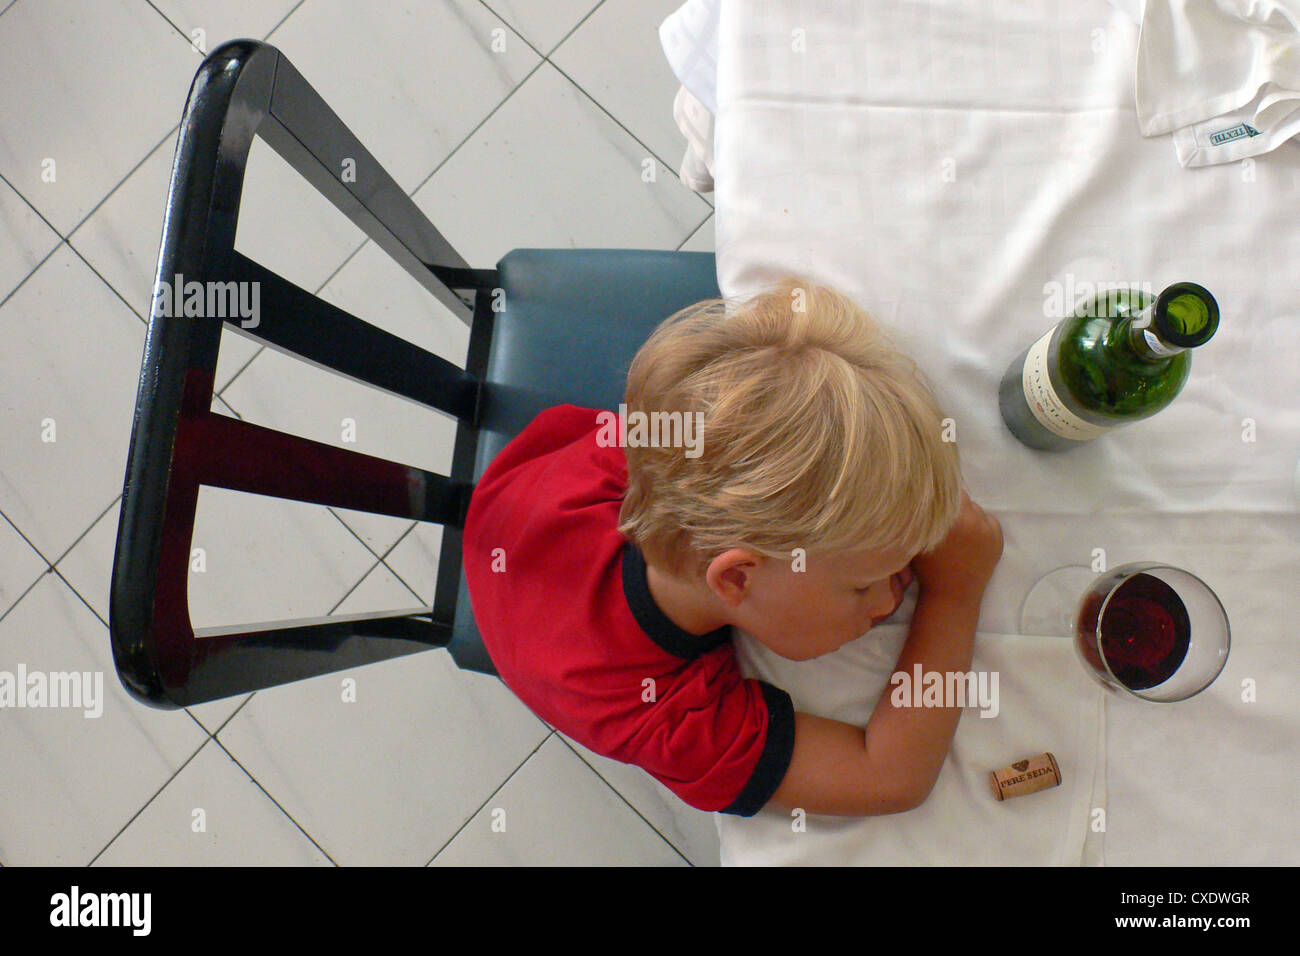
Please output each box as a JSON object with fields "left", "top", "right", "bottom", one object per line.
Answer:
{"left": 617, "top": 277, "right": 963, "bottom": 579}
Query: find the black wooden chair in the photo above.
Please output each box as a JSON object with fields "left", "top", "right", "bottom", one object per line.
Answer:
{"left": 109, "top": 39, "right": 719, "bottom": 708}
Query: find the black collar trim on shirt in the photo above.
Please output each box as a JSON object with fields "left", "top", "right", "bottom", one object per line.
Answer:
{"left": 621, "top": 540, "right": 732, "bottom": 660}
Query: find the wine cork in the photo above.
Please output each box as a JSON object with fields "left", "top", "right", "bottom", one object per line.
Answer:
{"left": 989, "top": 752, "right": 1061, "bottom": 802}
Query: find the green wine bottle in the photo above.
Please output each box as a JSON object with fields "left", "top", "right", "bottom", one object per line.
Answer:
{"left": 998, "top": 282, "right": 1219, "bottom": 451}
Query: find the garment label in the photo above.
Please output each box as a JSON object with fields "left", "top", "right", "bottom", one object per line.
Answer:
{"left": 1022, "top": 329, "right": 1109, "bottom": 441}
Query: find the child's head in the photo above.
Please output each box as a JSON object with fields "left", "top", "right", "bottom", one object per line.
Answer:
{"left": 617, "top": 277, "right": 963, "bottom": 659}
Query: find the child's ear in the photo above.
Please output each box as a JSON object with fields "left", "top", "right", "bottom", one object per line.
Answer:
{"left": 705, "top": 549, "right": 764, "bottom": 605}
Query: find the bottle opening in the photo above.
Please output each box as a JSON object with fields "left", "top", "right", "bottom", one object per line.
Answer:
{"left": 1155, "top": 282, "right": 1219, "bottom": 347}
{"left": 1165, "top": 294, "right": 1209, "bottom": 335}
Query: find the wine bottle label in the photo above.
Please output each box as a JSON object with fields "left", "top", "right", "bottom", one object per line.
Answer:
{"left": 1141, "top": 329, "right": 1182, "bottom": 358}
{"left": 1021, "top": 329, "right": 1109, "bottom": 441}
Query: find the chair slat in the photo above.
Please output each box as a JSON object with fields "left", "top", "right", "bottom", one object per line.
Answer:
{"left": 190, "top": 410, "right": 471, "bottom": 526}
{"left": 228, "top": 251, "right": 480, "bottom": 421}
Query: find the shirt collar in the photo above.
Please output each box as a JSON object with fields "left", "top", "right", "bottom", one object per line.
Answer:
{"left": 621, "top": 540, "right": 732, "bottom": 660}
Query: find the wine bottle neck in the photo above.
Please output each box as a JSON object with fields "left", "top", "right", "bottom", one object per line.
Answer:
{"left": 1127, "top": 282, "right": 1219, "bottom": 362}
{"left": 1126, "top": 301, "right": 1185, "bottom": 362}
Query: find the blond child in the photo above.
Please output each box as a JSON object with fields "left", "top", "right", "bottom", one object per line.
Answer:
{"left": 462, "top": 278, "right": 1002, "bottom": 817}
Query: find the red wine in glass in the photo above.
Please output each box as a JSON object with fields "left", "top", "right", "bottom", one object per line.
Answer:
{"left": 1076, "top": 572, "right": 1192, "bottom": 691}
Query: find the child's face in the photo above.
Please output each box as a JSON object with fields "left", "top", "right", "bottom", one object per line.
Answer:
{"left": 711, "top": 544, "right": 915, "bottom": 661}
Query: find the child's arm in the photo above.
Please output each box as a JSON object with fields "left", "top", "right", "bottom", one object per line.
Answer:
{"left": 765, "top": 493, "right": 1002, "bottom": 817}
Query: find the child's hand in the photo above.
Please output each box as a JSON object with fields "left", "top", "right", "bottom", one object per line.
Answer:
{"left": 909, "top": 491, "right": 1003, "bottom": 605}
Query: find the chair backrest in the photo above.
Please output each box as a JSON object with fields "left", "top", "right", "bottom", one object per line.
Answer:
{"left": 109, "top": 39, "right": 500, "bottom": 709}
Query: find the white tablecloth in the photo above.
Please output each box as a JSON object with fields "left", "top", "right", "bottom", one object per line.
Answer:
{"left": 662, "top": 0, "right": 1300, "bottom": 865}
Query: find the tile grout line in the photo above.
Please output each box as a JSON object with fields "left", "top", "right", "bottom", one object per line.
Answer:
{"left": 551, "top": 734, "right": 698, "bottom": 866}
{"left": 63, "top": 0, "right": 310, "bottom": 336}
{"left": 65, "top": 125, "right": 181, "bottom": 249}
{"left": 422, "top": 730, "right": 556, "bottom": 865}
{"left": 0, "top": 566, "right": 47, "bottom": 630}
{"left": 0, "top": 489, "right": 126, "bottom": 630}
{"left": 542, "top": 66, "right": 693, "bottom": 198}
{"left": 0, "top": 492, "right": 125, "bottom": 630}
{"left": 87, "top": 734, "right": 215, "bottom": 866}
{"left": 49, "top": 495, "right": 125, "bottom": 569}
{"left": 195, "top": 693, "right": 255, "bottom": 739}
{"left": 478, "top": 0, "right": 607, "bottom": 61}
{"left": 2, "top": 0, "right": 309, "bottom": 343}
{"left": 485, "top": 0, "right": 713, "bottom": 213}
{"left": 205, "top": 734, "right": 340, "bottom": 865}
{"left": 675, "top": 210, "right": 715, "bottom": 252}
{"left": 480, "top": 0, "right": 707, "bottom": 218}
{"left": 141, "top": 0, "right": 310, "bottom": 59}
{"left": 143, "top": 0, "right": 205, "bottom": 47}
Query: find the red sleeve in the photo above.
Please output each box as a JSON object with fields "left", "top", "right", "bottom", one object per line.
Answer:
{"left": 609, "top": 649, "right": 796, "bottom": 816}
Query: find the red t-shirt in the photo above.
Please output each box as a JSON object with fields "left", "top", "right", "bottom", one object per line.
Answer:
{"left": 462, "top": 404, "right": 795, "bottom": 815}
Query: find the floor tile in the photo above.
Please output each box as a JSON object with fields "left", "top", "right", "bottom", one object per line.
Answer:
{"left": 431, "top": 734, "right": 687, "bottom": 865}
{"left": 214, "top": 635, "right": 549, "bottom": 865}
{"left": 380, "top": 523, "right": 444, "bottom": 606}
{"left": 229, "top": 135, "right": 380, "bottom": 314}
{"left": 261, "top": 0, "right": 541, "bottom": 196}
{"left": 410, "top": 62, "right": 711, "bottom": 268}
{"left": 150, "top": 0, "right": 302, "bottom": 51}
{"left": 332, "top": 555, "right": 426, "bottom": 616}
{"left": 92, "top": 737, "right": 333, "bottom": 866}
{"left": 551, "top": 0, "right": 706, "bottom": 179}
{"left": 45, "top": 500, "right": 118, "bottom": 625}
{"left": 0, "top": 574, "right": 208, "bottom": 865}
{"left": 68, "top": 134, "right": 177, "bottom": 327}
{"left": 184, "top": 691, "right": 252, "bottom": 739}
{"left": 680, "top": 212, "right": 715, "bottom": 252}
{"left": 0, "top": 513, "right": 47, "bottom": 621}
{"left": 0, "top": 0, "right": 198, "bottom": 235}
{"left": 0, "top": 174, "right": 60, "bottom": 303}
{"left": 185, "top": 484, "right": 379, "bottom": 632}
{"left": 485, "top": 0, "right": 601, "bottom": 56}
{"left": 312, "top": 227, "right": 471, "bottom": 367}
{"left": 555, "top": 731, "right": 721, "bottom": 865}
{"left": 0, "top": 246, "right": 146, "bottom": 561}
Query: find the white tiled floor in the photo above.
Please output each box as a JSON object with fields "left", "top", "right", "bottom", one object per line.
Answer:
{"left": 0, "top": 0, "right": 720, "bottom": 866}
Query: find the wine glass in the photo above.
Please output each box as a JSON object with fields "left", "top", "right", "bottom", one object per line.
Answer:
{"left": 1020, "top": 562, "right": 1230, "bottom": 703}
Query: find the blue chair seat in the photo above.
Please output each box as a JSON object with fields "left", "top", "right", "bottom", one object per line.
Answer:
{"left": 447, "top": 248, "right": 720, "bottom": 674}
